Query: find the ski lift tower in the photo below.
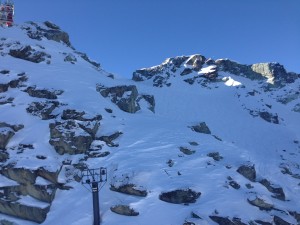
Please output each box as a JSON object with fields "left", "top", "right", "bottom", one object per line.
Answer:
{"left": 82, "top": 167, "right": 107, "bottom": 225}
{"left": 0, "top": 0, "right": 14, "bottom": 27}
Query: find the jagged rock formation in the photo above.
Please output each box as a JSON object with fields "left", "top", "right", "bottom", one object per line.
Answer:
{"left": 49, "top": 109, "right": 101, "bottom": 155}
{"left": 24, "top": 21, "right": 71, "bottom": 47}
{"left": 96, "top": 84, "right": 155, "bottom": 113}
{"left": 9, "top": 45, "right": 51, "bottom": 64}
{"left": 132, "top": 54, "right": 299, "bottom": 87}
{"left": 0, "top": 167, "right": 60, "bottom": 223}
{"left": 110, "top": 184, "right": 147, "bottom": 197}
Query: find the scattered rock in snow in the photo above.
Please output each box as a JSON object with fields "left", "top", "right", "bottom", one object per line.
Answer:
{"left": 25, "top": 86, "right": 63, "bottom": 99}
{"left": 210, "top": 216, "right": 248, "bottom": 225}
{"left": 110, "top": 184, "right": 147, "bottom": 197}
{"left": 49, "top": 119, "right": 99, "bottom": 155}
{"left": 63, "top": 53, "right": 77, "bottom": 64}
{"left": 247, "top": 196, "right": 273, "bottom": 211}
{"left": 259, "top": 179, "right": 285, "bottom": 201}
{"left": 273, "top": 216, "right": 291, "bottom": 225}
{"left": 190, "top": 122, "right": 211, "bottom": 134}
{"left": 180, "top": 147, "right": 195, "bottom": 155}
{"left": 159, "top": 189, "right": 201, "bottom": 204}
{"left": 61, "top": 109, "right": 102, "bottom": 122}
{"left": 207, "top": 152, "right": 223, "bottom": 161}
{"left": 9, "top": 45, "right": 51, "bottom": 63}
{"left": 227, "top": 177, "right": 241, "bottom": 190}
{"left": 26, "top": 101, "right": 59, "bottom": 120}
{"left": 258, "top": 111, "right": 279, "bottom": 124}
{"left": 75, "top": 51, "right": 101, "bottom": 69}
{"left": 237, "top": 164, "right": 256, "bottom": 182}
{"left": 99, "top": 131, "right": 122, "bottom": 147}
{"left": 292, "top": 103, "right": 300, "bottom": 113}
{"left": 110, "top": 205, "right": 139, "bottom": 216}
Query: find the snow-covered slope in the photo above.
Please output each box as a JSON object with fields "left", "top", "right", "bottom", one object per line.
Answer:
{"left": 0, "top": 22, "right": 300, "bottom": 225}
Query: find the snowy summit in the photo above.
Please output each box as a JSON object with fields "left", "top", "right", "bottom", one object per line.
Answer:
{"left": 0, "top": 21, "right": 300, "bottom": 225}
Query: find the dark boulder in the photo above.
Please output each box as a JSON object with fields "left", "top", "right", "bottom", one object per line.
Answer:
{"left": 110, "top": 205, "right": 139, "bottom": 216}
{"left": 159, "top": 188, "right": 201, "bottom": 204}
{"left": 110, "top": 184, "right": 147, "bottom": 197}
{"left": 209, "top": 216, "right": 235, "bottom": 225}
{"left": 190, "top": 122, "right": 211, "bottom": 134}
{"left": 25, "top": 86, "right": 63, "bottom": 99}
{"left": 237, "top": 164, "right": 256, "bottom": 182}
{"left": 9, "top": 45, "right": 51, "bottom": 63}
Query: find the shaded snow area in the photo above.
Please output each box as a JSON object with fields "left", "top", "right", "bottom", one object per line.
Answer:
{"left": 0, "top": 22, "right": 300, "bottom": 225}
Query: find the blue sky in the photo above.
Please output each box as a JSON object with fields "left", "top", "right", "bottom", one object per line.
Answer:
{"left": 13, "top": 0, "right": 300, "bottom": 78}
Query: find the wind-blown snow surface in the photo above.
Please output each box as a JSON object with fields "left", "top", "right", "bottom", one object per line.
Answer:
{"left": 0, "top": 22, "right": 300, "bottom": 225}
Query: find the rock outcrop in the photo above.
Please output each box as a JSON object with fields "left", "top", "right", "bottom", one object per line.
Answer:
{"left": 0, "top": 167, "right": 60, "bottom": 223}
{"left": 9, "top": 45, "right": 51, "bottom": 64}
{"left": 96, "top": 84, "right": 155, "bottom": 113}
{"left": 237, "top": 164, "right": 256, "bottom": 182}
{"left": 110, "top": 205, "right": 139, "bottom": 216}
{"left": 49, "top": 109, "right": 101, "bottom": 155}
{"left": 132, "top": 54, "right": 299, "bottom": 87}
{"left": 24, "top": 21, "right": 71, "bottom": 47}
{"left": 159, "top": 189, "right": 201, "bottom": 204}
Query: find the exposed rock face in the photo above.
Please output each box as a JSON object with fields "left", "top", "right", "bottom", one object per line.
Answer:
{"left": 207, "top": 152, "right": 223, "bottom": 161}
{"left": 179, "top": 147, "right": 195, "bottom": 155}
{"left": 209, "top": 216, "right": 236, "bottom": 225}
{"left": 26, "top": 101, "right": 59, "bottom": 120}
{"left": 110, "top": 205, "right": 139, "bottom": 216}
{"left": 251, "top": 63, "right": 297, "bottom": 85}
{"left": 25, "top": 21, "right": 71, "bottom": 47}
{"left": 75, "top": 51, "right": 101, "bottom": 69}
{"left": 97, "top": 84, "right": 155, "bottom": 113}
{"left": 0, "top": 123, "right": 24, "bottom": 150}
{"left": 132, "top": 54, "right": 299, "bottom": 88}
{"left": 99, "top": 131, "right": 122, "bottom": 147}
{"left": 190, "top": 122, "right": 211, "bottom": 134}
{"left": 0, "top": 167, "right": 60, "bottom": 223}
{"left": 259, "top": 179, "right": 285, "bottom": 201}
{"left": 9, "top": 45, "right": 51, "bottom": 63}
{"left": 25, "top": 86, "right": 63, "bottom": 99}
{"left": 0, "top": 128, "right": 14, "bottom": 150}
{"left": 0, "top": 200, "right": 50, "bottom": 224}
{"left": 110, "top": 184, "right": 147, "bottom": 197}
{"left": 237, "top": 164, "right": 256, "bottom": 182}
{"left": 97, "top": 84, "right": 140, "bottom": 113}
{"left": 159, "top": 189, "right": 201, "bottom": 204}
{"left": 247, "top": 196, "right": 273, "bottom": 210}
{"left": 273, "top": 216, "right": 291, "bottom": 225}
{"left": 49, "top": 109, "right": 101, "bottom": 155}
{"left": 0, "top": 72, "right": 27, "bottom": 93}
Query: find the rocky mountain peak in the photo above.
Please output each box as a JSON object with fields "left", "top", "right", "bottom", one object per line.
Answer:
{"left": 132, "top": 54, "right": 299, "bottom": 87}
{"left": 22, "top": 21, "right": 71, "bottom": 47}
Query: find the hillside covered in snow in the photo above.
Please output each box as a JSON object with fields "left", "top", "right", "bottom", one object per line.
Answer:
{"left": 0, "top": 22, "right": 300, "bottom": 225}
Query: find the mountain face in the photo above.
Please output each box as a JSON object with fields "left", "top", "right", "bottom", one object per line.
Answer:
{"left": 0, "top": 22, "right": 300, "bottom": 225}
